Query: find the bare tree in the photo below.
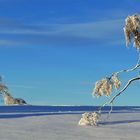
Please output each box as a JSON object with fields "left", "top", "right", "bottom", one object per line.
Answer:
{"left": 79, "top": 14, "right": 140, "bottom": 126}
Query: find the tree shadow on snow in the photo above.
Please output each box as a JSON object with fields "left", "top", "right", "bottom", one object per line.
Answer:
{"left": 0, "top": 105, "right": 140, "bottom": 120}
{"left": 99, "top": 119, "right": 140, "bottom": 125}
{"left": 0, "top": 112, "right": 82, "bottom": 119}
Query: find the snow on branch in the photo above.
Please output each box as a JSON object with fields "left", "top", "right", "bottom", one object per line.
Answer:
{"left": 124, "top": 14, "right": 140, "bottom": 49}
{"left": 79, "top": 14, "right": 140, "bottom": 126}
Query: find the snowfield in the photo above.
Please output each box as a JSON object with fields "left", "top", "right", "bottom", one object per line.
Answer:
{"left": 0, "top": 106, "right": 140, "bottom": 140}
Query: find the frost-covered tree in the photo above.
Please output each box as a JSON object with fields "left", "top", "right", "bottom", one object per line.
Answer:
{"left": 0, "top": 77, "right": 27, "bottom": 105}
{"left": 79, "top": 14, "right": 140, "bottom": 126}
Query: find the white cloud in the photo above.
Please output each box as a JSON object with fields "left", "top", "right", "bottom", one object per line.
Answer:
{"left": 0, "top": 18, "right": 125, "bottom": 46}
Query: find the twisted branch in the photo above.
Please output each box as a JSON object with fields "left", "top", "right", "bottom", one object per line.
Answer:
{"left": 109, "top": 76, "right": 140, "bottom": 104}
{"left": 113, "top": 52, "right": 140, "bottom": 76}
{"left": 98, "top": 76, "right": 140, "bottom": 114}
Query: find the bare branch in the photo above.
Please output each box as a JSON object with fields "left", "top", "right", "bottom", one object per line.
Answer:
{"left": 98, "top": 76, "right": 140, "bottom": 114}
{"left": 114, "top": 64, "right": 140, "bottom": 75}
{"left": 114, "top": 52, "right": 140, "bottom": 76}
{"left": 109, "top": 76, "right": 140, "bottom": 104}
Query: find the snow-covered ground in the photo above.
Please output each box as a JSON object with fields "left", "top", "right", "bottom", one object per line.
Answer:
{"left": 0, "top": 106, "right": 140, "bottom": 140}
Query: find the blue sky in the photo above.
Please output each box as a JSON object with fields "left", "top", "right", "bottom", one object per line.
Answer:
{"left": 0, "top": 0, "right": 140, "bottom": 105}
